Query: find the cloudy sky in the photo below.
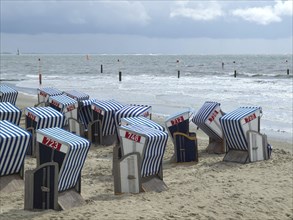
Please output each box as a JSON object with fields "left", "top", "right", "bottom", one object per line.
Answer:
{"left": 1, "top": 0, "right": 292, "bottom": 54}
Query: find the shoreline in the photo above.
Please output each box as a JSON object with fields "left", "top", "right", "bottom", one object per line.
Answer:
{"left": 1, "top": 92, "right": 292, "bottom": 219}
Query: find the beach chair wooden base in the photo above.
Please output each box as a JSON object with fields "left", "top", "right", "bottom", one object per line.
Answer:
{"left": 206, "top": 138, "right": 225, "bottom": 154}
{"left": 58, "top": 189, "right": 85, "bottom": 210}
{"left": 0, "top": 174, "right": 23, "bottom": 194}
{"left": 142, "top": 176, "right": 168, "bottom": 193}
{"left": 223, "top": 150, "right": 249, "bottom": 164}
{"left": 24, "top": 162, "right": 59, "bottom": 211}
{"left": 173, "top": 132, "right": 198, "bottom": 162}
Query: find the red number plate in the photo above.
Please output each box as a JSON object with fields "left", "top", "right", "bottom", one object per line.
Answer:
{"left": 67, "top": 105, "right": 75, "bottom": 112}
{"left": 27, "top": 112, "right": 36, "bottom": 121}
{"left": 171, "top": 116, "right": 184, "bottom": 125}
{"left": 42, "top": 136, "right": 62, "bottom": 151}
{"left": 208, "top": 110, "right": 219, "bottom": 123}
{"left": 244, "top": 113, "right": 256, "bottom": 123}
{"left": 125, "top": 131, "right": 141, "bottom": 143}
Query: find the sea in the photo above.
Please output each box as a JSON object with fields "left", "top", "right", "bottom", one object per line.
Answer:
{"left": 1, "top": 54, "right": 292, "bottom": 143}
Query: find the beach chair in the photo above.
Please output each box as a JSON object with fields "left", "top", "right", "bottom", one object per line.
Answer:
{"left": 0, "top": 102, "right": 22, "bottom": 125}
{"left": 113, "top": 124, "right": 168, "bottom": 194}
{"left": 36, "top": 87, "right": 63, "bottom": 107}
{"left": 25, "top": 107, "right": 65, "bottom": 156}
{"left": 63, "top": 90, "right": 94, "bottom": 137}
{"left": 192, "top": 101, "right": 225, "bottom": 154}
{"left": 165, "top": 110, "right": 198, "bottom": 163}
{"left": 0, "top": 84, "right": 18, "bottom": 105}
{"left": 0, "top": 120, "right": 31, "bottom": 193}
{"left": 220, "top": 106, "right": 272, "bottom": 163}
{"left": 90, "top": 99, "right": 124, "bottom": 145}
{"left": 24, "top": 127, "right": 90, "bottom": 211}
{"left": 48, "top": 94, "right": 79, "bottom": 134}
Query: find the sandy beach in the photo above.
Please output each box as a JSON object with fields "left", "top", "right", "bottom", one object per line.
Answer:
{"left": 0, "top": 92, "right": 292, "bottom": 220}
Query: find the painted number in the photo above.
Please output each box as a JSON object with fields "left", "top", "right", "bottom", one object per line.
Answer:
{"left": 39, "top": 91, "right": 47, "bottom": 97}
{"left": 67, "top": 105, "right": 75, "bottom": 112}
{"left": 125, "top": 131, "right": 141, "bottom": 143}
{"left": 51, "top": 100, "right": 59, "bottom": 107}
{"left": 208, "top": 110, "right": 219, "bottom": 123}
{"left": 94, "top": 106, "right": 103, "bottom": 114}
{"left": 27, "top": 112, "right": 36, "bottom": 121}
{"left": 42, "top": 136, "right": 62, "bottom": 151}
{"left": 171, "top": 116, "right": 184, "bottom": 126}
{"left": 244, "top": 113, "right": 256, "bottom": 123}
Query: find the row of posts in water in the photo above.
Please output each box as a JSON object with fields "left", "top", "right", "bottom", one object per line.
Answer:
{"left": 38, "top": 58, "right": 290, "bottom": 84}
{"left": 105, "top": 59, "right": 290, "bottom": 81}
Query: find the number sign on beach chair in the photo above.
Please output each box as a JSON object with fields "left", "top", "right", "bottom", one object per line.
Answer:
{"left": 165, "top": 110, "right": 198, "bottom": 163}
{"left": 37, "top": 87, "right": 63, "bottom": 107}
{"left": 0, "top": 120, "right": 31, "bottom": 193}
{"left": 48, "top": 94, "right": 79, "bottom": 134}
{"left": 24, "top": 127, "right": 90, "bottom": 211}
{"left": 114, "top": 124, "right": 168, "bottom": 194}
{"left": 90, "top": 99, "right": 124, "bottom": 145}
{"left": 220, "top": 106, "right": 272, "bottom": 163}
{"left": 0, "top": 102, "right": 22, "bottom": 125}
{"left": 25, "top": 107, "right": 65, "bottom": 156}
{"left": 192, "top": 101, "right": 225, "bottom": 154}
{"left": 0, "top": 84, "right": 18, "bottom": 105}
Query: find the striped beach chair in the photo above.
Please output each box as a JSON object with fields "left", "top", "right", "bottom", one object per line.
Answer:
{"left": 115, "top": 104, "right": 152, "bottom": 127}
{"left": 0, "top": 120, "right": 31, "bottom": 193}
{"left": 37, "top": 87, "right": 63, "bottom": 107}
{"left": 0, "top": 102, "right": 22, "bottom": 125}
{"left": 25, "top": 106, "right": 65, "bottom": 156}
{"left": 90, "top": 99, "right": 124, "bottom": 145}
{"left": 165, "top": 110, "right": 198, "bottom": 163}
{"left": 121, "top": 116, "right": 165, "bottom": 131}
{"left": 0, "top": 84, "right": 18, "bottom": 105}
{"left": 25, "top": 127, "right": 90, "bottom": 210}
{"left": 192, "top": 101, "right": 225, "bottom": 154}
{"left": 114, "top": 124, "right": 168, "bottom": 194}
{"left": 48, "top": 94, "right": 79, "bottom": 134}
{"left": 62, "top": 90, "right": 94, "bottom": 137}
{"left": 220, "top": 106, "right": 272, "bottom": 163}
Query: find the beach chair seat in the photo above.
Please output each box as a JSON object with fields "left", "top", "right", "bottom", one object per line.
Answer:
{"left": 0, "top": 120, "right": 31, "bottom": 193}
{"left": 24, "top": 127, "right": 90, "bottom": 210}
{"left": 90, "top": 99, "right": 124, "bottom": 145}
{"left": 0, "top": 102, "right": 22, "bottom": 125}
{"left": 36, "top": 87, "right": 63, "bottom": 107}
{"left": 0, "top": 84, "right": 18, "bottom": 105}
{"left": 220, "top": 106, "right": 272, "bottom": 163}
{"left": 165, "top": 110, "right": 198, "bottom": 162}
{"left": 173, "top": 132, "right": 198, "bottom": 163}
{"left": 114, "top": 124, "right": 168, "bottom": 194}
{"left": 192, "top": 101, "right": 225, "bottom": 154}
{"left": 25, "top": 107, "right": 65, "bottom": 156}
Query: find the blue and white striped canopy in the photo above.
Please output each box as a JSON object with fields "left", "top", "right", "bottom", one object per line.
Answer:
{"left": 119, "top": 124, "right": 168, "bottom": 178}
{"left": 79, "top": 98, "right": 96, "bottom": 129}
{"left": 0, "top": 85, "right": 18, "bottom": 105}
{"left": 0, "top": 120, "right": 31, "bottom": 176}
{"left": 192, "top": 101, "right": 223, "bottom": 141}
{"left": 91, "top": 100, "right": 124, "bottom": 136}
{"left": 220, "top": 106, "right": 262, "bottom": 151}
{"left": 63, "top": 90, "right": 90, "bottom": 102}
{"left": 0, "top": 102, "right": 22, "bottom": 125}
{"left": 38, "top": 87, "right": 63, "bottom": 97}
{"left": 25, "top": 107, "right": 65, "bottom": 129}
{"left": 36, "top": 127, "right": 90, "bottom": 192}
{"left": 115, "top": 105, "right": 152, "bottom": 128}
{"left": 121, "top": 116, "right": 165, "bottom": 131}
{"left": 49, "top": 94, "right": 78, "bottom": 113}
